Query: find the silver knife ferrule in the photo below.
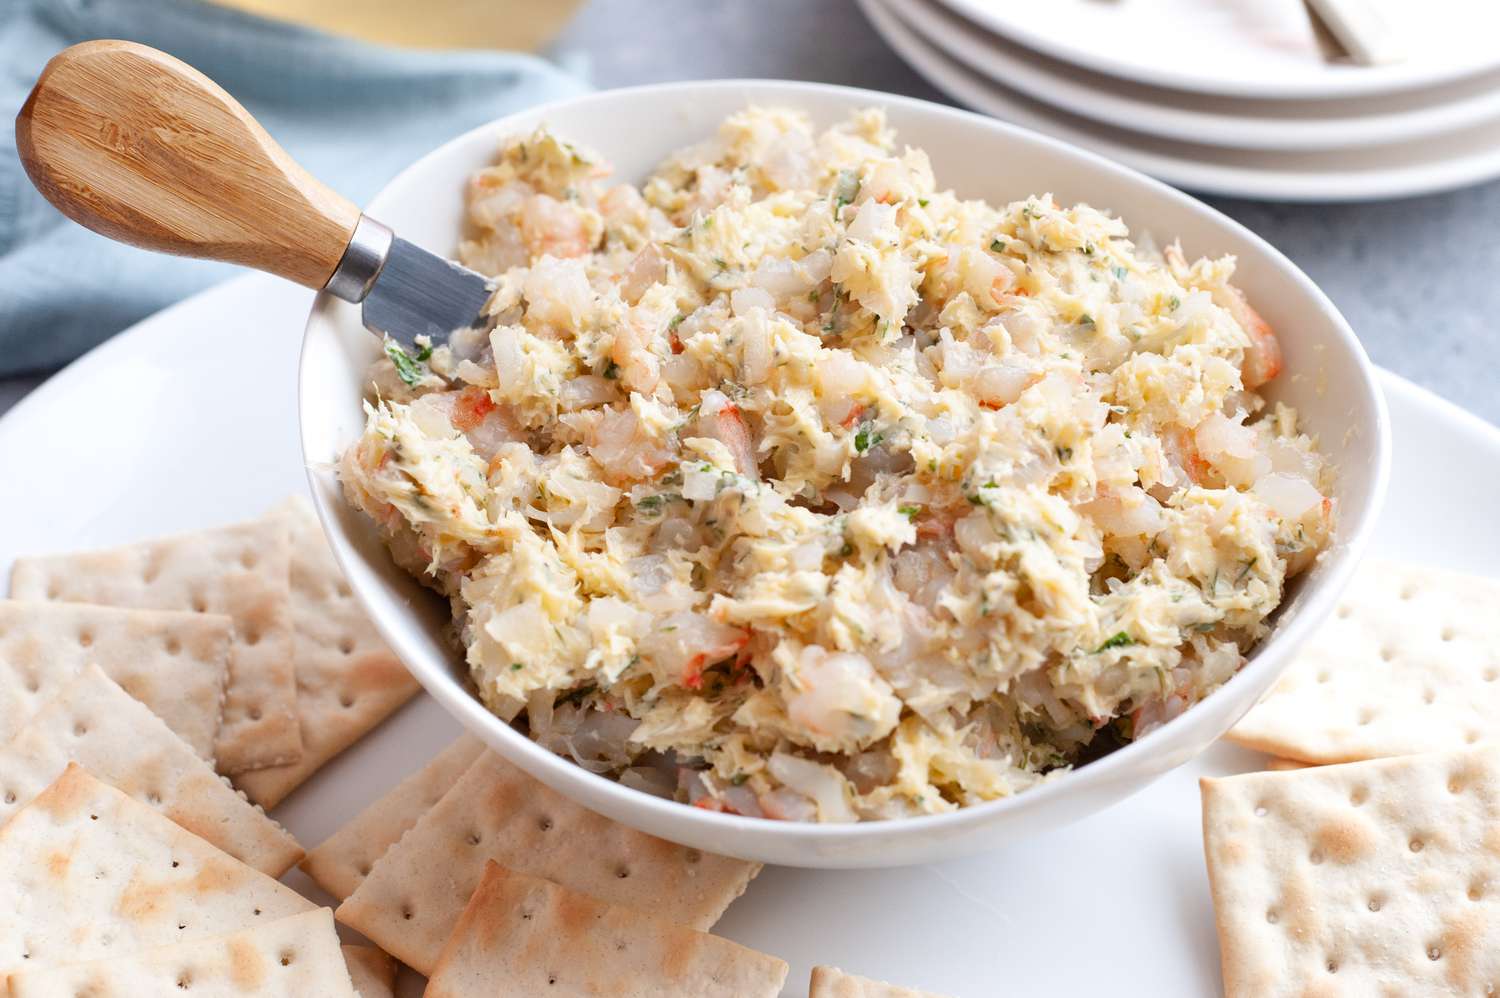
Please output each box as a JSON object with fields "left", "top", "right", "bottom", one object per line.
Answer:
{"left": 325, "top": 215, "right": 394, "bottom": 304}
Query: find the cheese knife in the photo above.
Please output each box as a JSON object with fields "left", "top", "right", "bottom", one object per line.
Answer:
{"left": 15, "top": 39, "right": 492, "bottom": 349}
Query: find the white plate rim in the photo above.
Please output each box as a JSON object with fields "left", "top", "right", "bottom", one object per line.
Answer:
{"left": 932, "top": 0, "right": 1500, "bottom": 101}
{"left": 863, "top": 0, "right": 1500, "bottom": 202}
{"left": 888, "top": 0, "right": 1500, "bottom": 151}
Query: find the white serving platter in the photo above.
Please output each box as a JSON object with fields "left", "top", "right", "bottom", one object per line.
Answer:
{"left": 932, "top": 0, "right": 1500, "bottom": 102}
{"left": 1, "top": 274, "right": 1495, "bottom": 995}
{"left": 863, "top": 0, "right": 1500, "bottom": 202}
{"left": 889, "top": 0, "right": 1500, "bottom": 152}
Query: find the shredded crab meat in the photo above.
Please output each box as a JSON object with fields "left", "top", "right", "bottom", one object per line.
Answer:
{"left": 343, "top": 107, "right": 1334, "bottom": 822}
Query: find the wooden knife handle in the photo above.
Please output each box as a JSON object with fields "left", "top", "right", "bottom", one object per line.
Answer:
{"left": 15, "top": 39, "right": 360, "bottom": 289}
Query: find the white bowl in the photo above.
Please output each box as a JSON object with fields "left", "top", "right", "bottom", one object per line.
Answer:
{"left": 300, "top": 80, "right": 1390, "bottom": 868}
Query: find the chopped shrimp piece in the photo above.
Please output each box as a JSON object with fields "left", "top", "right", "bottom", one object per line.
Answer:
{"left": 519, "top": 194, "right": 592, "bottom": 259}
{"left": 587, "top": 406, "right": 674, "bottom": 482}
{"left": 610, "top": 312, "right": 663, "bottom": 395}
{"left": 1225, "top": 288, "right": 1283, "bottom": 389}
{"left": 1163, "top": 241, "right": 1282, "bottom": 389}
{"left": 783, "top": 646, "right": 900, "bottom": 753}
{"left": 637, "top": 611, "right": 750, "bottom": 688}
{"left": 1163, "top": 427, "right": 1212, "bottom": 488}
{"left": 695, "top": 390, "right": 758, "bottom": 478}
{"left": 409, "top": 387, "right": 521, "bottom": 462}
{"left": 620, "top": 244, "right": 667, "bottom": 303}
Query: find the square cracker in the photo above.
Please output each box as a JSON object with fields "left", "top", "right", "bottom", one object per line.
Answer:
{"left": 0, "top": 599, "right": 230, "bottom": 760}
{"left": 1200, "top": 746, "right": 1500, "bottom": 997}
{"left": 300, "top": 733, "right": 485, "bottom": 901}
{"left": 0, "top": 764, "right": 313, "bottom": 981}
{"left": 424, "top": 861, "right": 787, "bottom": 998}
{"left": 336, "top": 751, "right": 761, "bottom": 975}
{"left": 6, "top": 908, "right": 355, "bottom": 997}
{"left": 9, "top": 518, "right": 301, "bottom": 774}
{"left": 342, "top": 945, "right": 396, "bottom": 998}
{"left": 810, "top": 966, "right": 951, "bottom": 997}
{"left": 0, "top": 664, "right": 301, "bottom": 876}
{"left": 235, "top": 497, "right": 420, "bottom": 809}
{"left": 1229, "top": 559, "right": 1500, "bottom": 764}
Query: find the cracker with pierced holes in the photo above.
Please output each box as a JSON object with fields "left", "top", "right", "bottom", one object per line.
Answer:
{"left": 342, "top": 945, "right": 396, "bottom": 998}
{"left": 0, "top": 665, "right": 301, "bottom": 876}
{"left": 0, "top": 600, "right": 230, "bottom": 760}
{"left": 9, "top": 518, "right": 301, "bottom": 774}
{"left": 235, "top": 498, "right": 420, "bottom": 809}
{"left": 1201, "top": 746, "right": 1500, "bottom": 996}
{"left": 809, "top": 966, "right": 952, "bottom": 997}
{"left": 336, "top": 751, "right": 761, "bottom": 975}
{"left": 1229, "top": 559, "right": 1500, "bottom": 764}
{"left": 6, "top": 908, "right": 355, "bottom": 997}
{"left": 301, "top": 734, "right": 484, "bottom": 901}
{"left": 0, "top": 765, "right": 313, "bottom": 981}
{"left": 424, "top": 862, "right": 787, "bottom": 998}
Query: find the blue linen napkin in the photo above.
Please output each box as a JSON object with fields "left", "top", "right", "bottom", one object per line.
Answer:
{"left": 0, "top": 0, "right": 588, "bottom": 375}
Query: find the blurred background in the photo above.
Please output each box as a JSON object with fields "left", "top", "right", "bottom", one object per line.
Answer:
{"left": 3, "top": 0, "right": 1496, "bottom": 420}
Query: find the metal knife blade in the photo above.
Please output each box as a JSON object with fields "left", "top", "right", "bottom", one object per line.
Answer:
{"left": 325, "top": 216, "right": 493, "bottom": 349}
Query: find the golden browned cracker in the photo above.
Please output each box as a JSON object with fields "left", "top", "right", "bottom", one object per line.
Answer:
{"left": 7, "top": 909, "right": 355, "bottom": 997}
{"left": 424, "top": 861, "right": 787, "bottom": 997}
{"left": 809, "top": 965, "right": 952, "bottom": 997}
{"left": 1230, "top": 559, "right": 1500, "bottom": 764}
{"left": 0, "top": 664, "right": 301, "bottom": 875}
{"left": 342, "top": 945, "right": 397, "bottom": 998}
{"left": 335, "top": 751, "right": 761, "bottom": 975}
{"left": 235, "top": 497, "right": 420, "bottom": 809}
{"left": 0, "top": 600, "right": 230, "bottom": 760}
{"left": 1201, "top": 746, "right": 1500, "bottom": 996}
{"left": 300, "top": 733, "right": 485, "bottom": 901}
{"left": 0, "top": 765, "right": 313, "bottom": 981}
{"left": 9, "top": 518, "right": 302, "bottom": 774}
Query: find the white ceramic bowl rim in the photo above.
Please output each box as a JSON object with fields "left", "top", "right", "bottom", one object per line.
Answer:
{"left": 301, "top": 79, "right": 1390, "bottom": 855}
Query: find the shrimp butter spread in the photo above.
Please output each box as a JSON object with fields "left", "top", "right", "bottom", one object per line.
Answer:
{"left": 341, "top": 108, "right": 1333, "bottom": 822}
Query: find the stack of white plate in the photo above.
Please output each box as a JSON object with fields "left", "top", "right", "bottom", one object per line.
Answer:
{"left": 859, "top": 0, "right": 1500, "bottom": 200}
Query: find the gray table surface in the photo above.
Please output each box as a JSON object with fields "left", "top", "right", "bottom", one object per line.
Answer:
{"left": 4, "top": 0, "right": 1495, "bottom": 423}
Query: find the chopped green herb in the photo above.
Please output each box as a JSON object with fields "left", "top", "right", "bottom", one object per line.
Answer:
{"left": 1083, "top": 242, "right": 1095, "bottom": 256}
{"left": 839, "top": 542, "right": 853, "bottom": 557}
{"left": 1167, "top": 295, "right": 1181, "bottom": 311}
{"left": 917, "top": 198, "right": 930, "bottom": 207}
{"left": 1055, "top": 445, "right": 1073, "bottom": 462}
{"left": 669, "top": 312, "right": 687, "bottom": 329}
{"left": 730, "top": 773, "right": 749, "bottom": 786}
{"left": 1235, "top": 557, "right": 1258, "bottom": 584}
{"left": 897, "top": 503, "right": 923, "bottom": 521}
{"left": 832, "top": 169, "right": 860, "bottom": 214}
{"left": 556, "top": 684, "right": 596, "bottom": 708}
{"left": 990, "top": 238, "right": 1006, "bottom": 253}
{"left": 384, "top": 341, "right": 426, "bottom": 386}
{"left": 1112, "top": 265, "right": 1128, "bottom": 281}
{"left": 853, "top": 427, "right": 883, "bottom": 453}
{"left": 415, "top": 343, "right": 433, "bottom": 362}
{"left": 967, "top": 494, "right": 986, "bottom": 506}
{"left": 602, "top": 361, "right": 620, "bottom": 380}
{"left": 510, "top": 662, "right": 523, "bottom": 671}
{"left": 1078, "top": 313, "right": 1095, "bottom": 328}
{"left": 1095, "top": 631, "right": 1134, "bottom": 653}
